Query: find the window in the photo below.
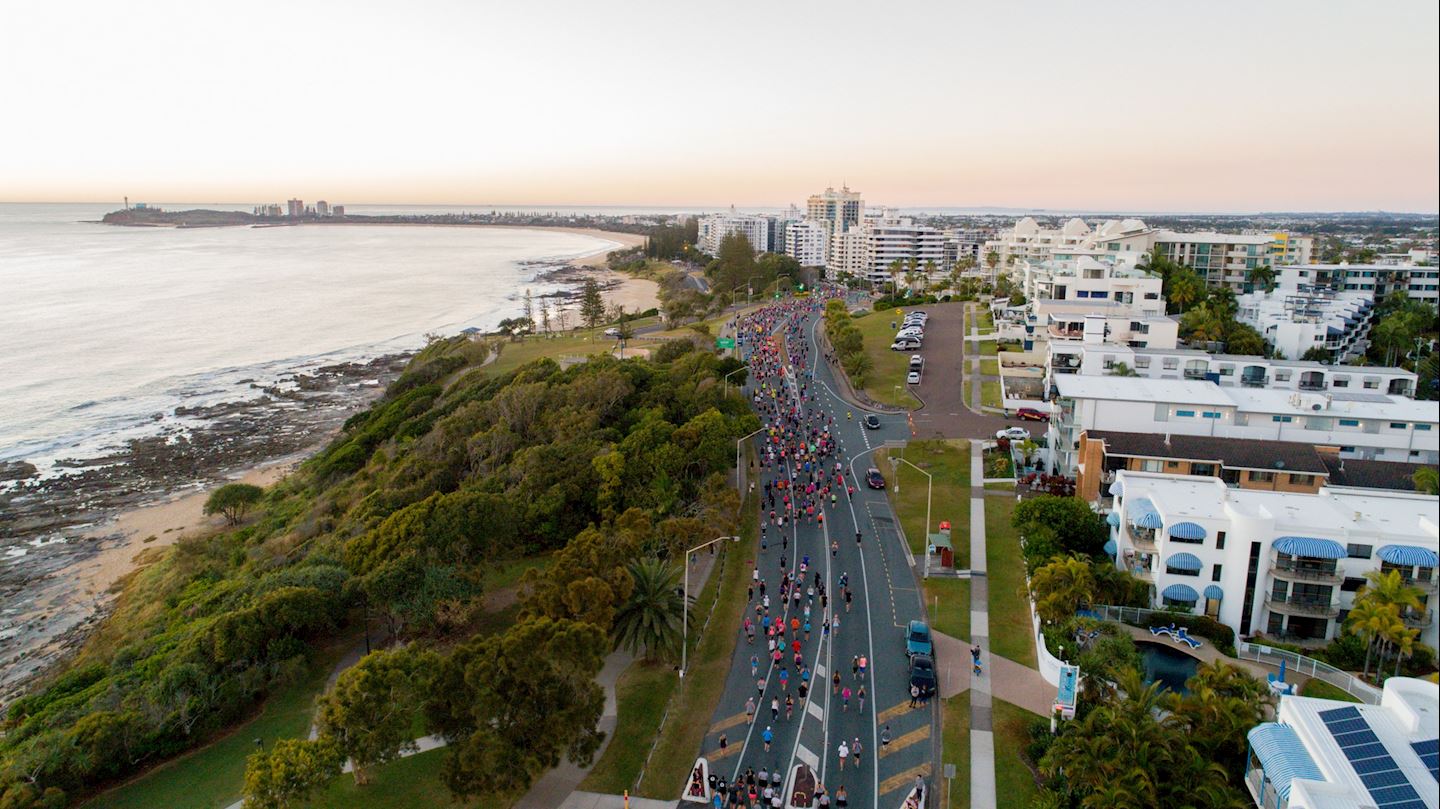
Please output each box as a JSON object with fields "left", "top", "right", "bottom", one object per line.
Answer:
{"left": 1191, "top": 463, "right": 1216, "bottom": 476}
{"left": 1218, "top": 364, "right": 1234, "bottom": 376}
{"left": 1216, "top": 531, "right": 1226, "bottom": 549}
{"left": 1363, "top": 378, "right": 1380, "bottom": 390}
{"left": 1338, "top": 419, "right": 1359, "bottom": 427}
{"left": 1272, "top": 415, "right": 1294, "bottom": 423}
{"left": 1418, "top": 424, "right": 1432, "bottom": 431}
{"left": 1332, "top": 377, "right": 1349, "bottom": 388}
{"left": 1140, "top": 459, "right": 1164, "bottom": 473}
{"left": 1176, "top": 410, "right": 1196, "bottom": 418}
{"left": 1134, "top": 357, "right": 1151, "bottom": 369}
{"left": 1347, "top": 543, "right": 1372, "bottom": 559}
{"left": 1250, "top": 471, "right": 1276, "bottom": 483}
{"left": 1167, "top": 562, "right": 1200, "bottom": 577}
{"left": 1167, "top": 460, "right": 1180, "bottom": 468}
{"left": 1275, "top": 370, "right": 1292, "bottom": 382}
{"left": 1202, "top": 411, "right": 1222, "bottom": 419}
{"left": 1390, "top": 422, "right": 1408, "bottom": 430}
{"left": 1341, "top": 577, "right": 1366, "bottom": 592}
{"left": 1288, "top": 474, "right": 1313, "bottom": 485}
{"left": 1212, "top": 565, "right": 1223, "bottom": 582}
{"left": 1162, "top": 357, "right": 1179, "bottom": 370}
{"left": 1102, "top": 355, "right": 1117, "bottom": 369}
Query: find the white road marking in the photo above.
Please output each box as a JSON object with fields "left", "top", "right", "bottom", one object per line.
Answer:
{"left": 807, "top": 699, "right": 824, "bottom": 721}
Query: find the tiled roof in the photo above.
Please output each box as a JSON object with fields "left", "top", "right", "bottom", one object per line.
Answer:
{"left": 1086, "top": 430, "right": 1330, "bottom": 475}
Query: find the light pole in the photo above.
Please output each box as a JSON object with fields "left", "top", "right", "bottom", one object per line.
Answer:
{"left": 746, "top": 275, "right": 764, "bottom": 303}
{"left": 894, "top": 454, "right": 933, "bottom": 578}
{"left": 682, "top": 535, "right": 741, "bottom": 677}
{"left": 724, "top": 364, "right": 750, "bottom": 398}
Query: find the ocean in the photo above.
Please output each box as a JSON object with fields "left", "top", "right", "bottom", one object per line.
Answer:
{"left": 0, "top": 203, "right": 624, "bottom": 473}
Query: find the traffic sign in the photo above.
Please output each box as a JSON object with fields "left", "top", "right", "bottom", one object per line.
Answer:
{"left": 716, "top": 338, "right": 736, "bottom": 349}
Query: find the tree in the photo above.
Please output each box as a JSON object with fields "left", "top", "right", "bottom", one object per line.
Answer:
{"left": 522, "top": 288, "right": 535, "bottom": 331}
{"left": 1107, "top": 362, "right": 1140, "bottom": 377}
{"left": 1413, "top": 467, "right": 1439, "bottom": 495}
{"left": 887, "top": 259, "right": 904, "bottom": 294}
{"left": 611, "top": 558, "right": 688, "bottom": 660}
{"left": 1246, "top": 264, "right": 1276, "bottom": 293}
{"left": 1300, "top": 346, "right": 1332, "bottom": 363}
{"left": 540, "top": 301, "right": 552, "bottom": 335}
{"left": 203, "top": 483, "right": 264, "bottom": 525}
{"left": 580, "top": 278, "right": 607, "bottom": 329}
{"left": 243, "top": 738, "right": 344, "bottom": 809}
{"left": 1012, "top": 495, "right": 1109, "bottom": 568}
{"left": 314, "top": 648, "right": 423, "bottom": 784}
{"left": 985, "top": 251, "right": 1000, "bottom": 274}
{"left": 1346, "top": 598, "right": 1395, "bottom": 679}
{"left": 1181, "top": 302, "right": 1227, "bottom": 344}
{"left": 712, "top": 232, "right": 757, "bottom": 293}
{"left": 1029, "top": 554, "right": 1096, "bottom": 623}
{"left": 1166, "top": 268, "right": 1204, "bottom": 314}
{"left": 1224, "top": 323, "right": 1267, "bottom": 357}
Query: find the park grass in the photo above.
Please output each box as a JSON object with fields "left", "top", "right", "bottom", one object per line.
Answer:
{"left": 993, "top": 700, "right": 1043, "bottom": 807}
{"left": 979, "top": 358, "right": 999, "bottom": 376}
{"left": 976, "top": 309, "right": 995, "bottom": 331}
{"left": 875, "top": 441, "right": 971, "bottom": 565}
{"left": 980, "top": 380, "right": 1002, "bottom": 409}
{"left": 581, "top": 660, "right": 679, "bottom": 794}
{"left": 984, "top": 496, "right": 1036, "bottom": 668}
{"left": 941, "top": 690, "right": 970, "bottom": 808}
{"left": 979, "top": 340, "right": 998, "bottom": 356}
{"left": 852, "top": 311, "right": 919, "bottom": 408}
{"left": 1300, "top": 678, "right": 1361, "bottom": 702}
{"left": 485, "top": 331, "right": 611, "bottom": 375}
{"left": 924, "top": 578, "right": 970, "bottom": 643}
{"left": 301, "top": 748, "right": 509, "bottom": 809}
{"left": 88, "top": 633, "right": 359, "bottom": 809}
{"left": 983, "top": 482, "right": 1015, "bottom": 491}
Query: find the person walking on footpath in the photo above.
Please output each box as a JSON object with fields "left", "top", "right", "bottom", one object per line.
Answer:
{"left": 971, "top": 644, "right": 983, "bottom": 677}
{"left": 762, "top": 726, "right": 773, "bottom": 752}
{"left": 837, "top": 740, "right": 850, "bottom": 771}
{"left": 746, "top": 696, "right": 756, "bottom": 720}
{"left": 909, "top": 683, "right": 920, "bottom": 708}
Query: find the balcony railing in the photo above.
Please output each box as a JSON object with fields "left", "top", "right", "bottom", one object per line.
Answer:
{"left": 1271, "top": 563, "right": 1341, "bottom": 584}
{"left": 1183, "top": 369, "right": 1209, "bottom": 380}
{"left": 1264, "top": 596, "right": 1340, "bottom": 619}
{"left": 1131, "top": 566, "right": 1154, "bottom": 582}
{"left": 1240, "top": 376, "right": 1269, "bottom": 388}
{"left": 1298, "top": 380, "right": 1326, "bottom": 391}
{"left": 1128, "top": 526, "right": 1157, "bottom": 550}
{"left": 1403, "top": 609, "right": 1434, "bottom": 628}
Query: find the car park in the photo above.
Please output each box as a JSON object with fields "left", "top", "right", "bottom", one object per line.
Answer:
{"left": 864, "top": 414, "right": 881, "bottom": 429}
{"left": 865, "top": 467, "right": 886, "bottom": 489}
{"left": 906, "top": 370, "right": 921, "bottom": 384}
{"left": 996, "top": 426, "right": 1030, "bottom": 441}
{"left": 905, "top": 620, "right": 933, "bottom": 658}
{"left": 909, "top": 653, "right": 937, "bottom": 697}
{"left": 896, "top": 328, "right": 924, "bottom": 339}
{"left": 1016, "top": 407, "right": 1048, "bottom": 422}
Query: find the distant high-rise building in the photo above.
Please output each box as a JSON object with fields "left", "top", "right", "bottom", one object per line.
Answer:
{"left": 315, "top": 200, "right": 330, "bottom": 217}
{"left": 697, "top": 208, "right": 770, "bottom": 255}
{"left": 806, "top": 185, "right": 864, "bottom": 236}
{"left": 785, "top": 220, "right": 829, "bottom": 267}
{"left": 287, "top": 199, "right": 304, "bottom": 218}
{"left": 332, "top": 205, "right": 345, "bottom": 217}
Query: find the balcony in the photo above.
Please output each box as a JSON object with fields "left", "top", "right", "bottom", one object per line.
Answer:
{"left": 1270, "top": 563, "right": 1341, "bottom": 585}
{"left": 1403, "top": 609, "right": 1434, "bottom": 628}
{"left": 1183, "top": 368, "right": 1210, "bottom": 380}
{"left": 1240, "top": 374, "right": 1269, "bottom": 388}
{"left": 1264, "top": 596, "right": 1340, "bottom": 619}
{"left": 1128, "top": 525, "right": 1157, "bottom": 551}
{"left": 1131, "top": 566, "right": 1154, "bottom": 583}
{"left": 1048, "top": 325, "right": 1084, "bottom": 340}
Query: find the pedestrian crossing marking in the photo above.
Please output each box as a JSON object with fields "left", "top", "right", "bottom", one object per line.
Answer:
{"left": 705, "top": 743, "right": 742, "bottom": 761}
{"left": 877, "top": 701, "right": 916, "bottom": 722}
{"left": 710, "top": 711, "right": 750, "bottom": 734}
{"left": 879, "top": 724, "right": 930, "bottom": 757}
{"left": 879, "top": 763, "right": 931, "bottom": 796}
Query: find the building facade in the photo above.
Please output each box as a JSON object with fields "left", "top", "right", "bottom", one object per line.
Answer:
{"left": 785, "top": 219, "right": 829, "bottom": 267}
{"left": 805, "top": 185, "right": 864, "bottom": 237}
{"left": 1236, "top": 283, "right": 1375, "bottom": 363}
{"left": 1278, "top": 263, "right": 1440, "bottom": 305}
{"left": 697, "top": 211, "right": 771, "bottom": 255}
{"left": 1152, "top": 230, "right": 1276, "bottom": 291}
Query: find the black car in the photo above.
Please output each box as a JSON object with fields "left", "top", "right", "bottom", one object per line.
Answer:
{"left": 863, "top": 414, "right": 881, "bottom": 430}
{"left": 865, "top": 467, "right": 886, "bottom": 489}
{"left": 909, "top": 653, "right": 937, "bottom": 697}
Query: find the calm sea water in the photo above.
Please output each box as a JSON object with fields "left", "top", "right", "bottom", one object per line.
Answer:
{"left": 0, "top": 203, "right": 623, "bottom": 472}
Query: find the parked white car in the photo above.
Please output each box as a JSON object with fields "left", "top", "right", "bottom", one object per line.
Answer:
{"left": 906, "top": 371, "right": 921, "bottom": 384}
{"left": 996, "top": 427, "right": 1030, "bottom": 441}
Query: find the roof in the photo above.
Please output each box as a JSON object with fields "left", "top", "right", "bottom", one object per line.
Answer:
{"left": 1248, "top": 723, "right": 1328, "bottom": 801}
{"left": 1054, "top": 375, "right": 1233, "bottom": 407}
{"left": 1087, "top": 429, "right": 1332, "bottom": 475}
{"left": 1321, "top": 457, "right": 1428, "bottom": 492}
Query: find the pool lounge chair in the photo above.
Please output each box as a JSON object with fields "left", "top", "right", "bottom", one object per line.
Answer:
{"left": 1174, "top": 627, "right": 1202, "bottom": 649}
{"left": 1149, "top": 624, "right": 1178, "bottom": 639}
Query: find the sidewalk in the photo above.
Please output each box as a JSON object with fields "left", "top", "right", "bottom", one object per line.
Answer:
{"left": 966, "top": 439, "right": 996, "bottom": 809}
{"left": 931, "top": 630, "right": 1054, "bottom": 717}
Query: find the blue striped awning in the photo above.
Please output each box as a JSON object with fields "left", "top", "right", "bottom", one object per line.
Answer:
{"left": 1103, "top": 538, "right": 1117, "bottom": 555}
{"left": 1247, "top": 724, "right": 1325, "bottom": 801}
{"left": 1165, "top": 552, "right": 1203, "bottom": 572}
{"left": 1106, "top": 511, "right": 1121, "bottom": 527}
{"left": 1204, "top": 584, "right": 1225, "bottom": 600}
{"left": 1169, "top": 522, "right": 1206, "bottom": 540}
{"left": 1128, "top": 498, "right": 1162, "bottom": 529}
{"left": 1109, "top": 479, "right": 1124, "bottom": 496}
{"left": 1273, "top": 536, "right": 1347, "bottom": 560}
{"left": 1377, "top": 545, "right": 1439, "bottom": 567}
{"left": 1161, "top": 583, "right": 1199, "bottom": 602}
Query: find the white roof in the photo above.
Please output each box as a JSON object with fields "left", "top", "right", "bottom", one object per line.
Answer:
{"left": 1154, "top": 229, "right": 1273, "bottom": 245}
{"left": 1222, "top": 387, "right": 1438, "bottom": 424}
{"left": 1054, "top": 375, "right": 1234, "bottom": 407}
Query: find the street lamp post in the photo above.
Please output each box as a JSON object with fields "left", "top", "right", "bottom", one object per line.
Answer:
{"left": 894, "top": 454, "right": 933, "bottom": 578}
{"left": 682, "top": 535, "right": 741, "bottom": 677}
{"left": 724, "top": 364, "right": 750, "bottom": 398}
{"left": 746, "top": 275, "right": 764, "bottom": 303}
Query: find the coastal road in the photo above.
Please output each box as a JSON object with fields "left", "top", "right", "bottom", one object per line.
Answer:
{"left": 695, "top": 302, "right": 937, "bottom": 809}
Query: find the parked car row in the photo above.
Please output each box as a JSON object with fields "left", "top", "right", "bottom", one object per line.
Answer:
{"left": 889, "top": 310, "right": 928, "bottom": 351}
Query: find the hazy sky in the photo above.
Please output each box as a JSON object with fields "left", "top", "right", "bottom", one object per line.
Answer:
{"left": 3, "top": 0, "right": 1437, "bottom": 211}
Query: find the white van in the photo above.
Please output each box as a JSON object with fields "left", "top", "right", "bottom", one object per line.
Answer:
{"left": 890, "top": 338, "right": 922, "bottom": 351}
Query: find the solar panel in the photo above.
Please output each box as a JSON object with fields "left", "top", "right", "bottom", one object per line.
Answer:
{"left": 1354, "top": 756, "right": 1400, "bottom": 774}
{"left": 1343, "top": 743, "right": 1392, "bottom": 762}
{"left": 1318, "top": 707, "right": 1429, "bottom": 808}
{"left": 1412, "top": 739, "right": 1439, "bottom": 782}
{"left": 1369, "top": 784, "right": 1422, "bottom": 806}
{"left": 1334, "top": 728, "right": 1380, "bottom": 747}
{"left": 1326, "top": 718, "right": 1370, "bottom": 735}
{"left": 1361, "top": 770, "right": 1412, "bottom": 789}
{"left": 1413, "top": 739, "right": 1439, "bottom": 755}
{"left": 1319, "top": 706, "right": 1362, "bottom": 722}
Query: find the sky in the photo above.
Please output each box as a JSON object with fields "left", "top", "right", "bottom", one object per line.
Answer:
{"left": 2, "top": 0, "right": 1437, "bottom": 212}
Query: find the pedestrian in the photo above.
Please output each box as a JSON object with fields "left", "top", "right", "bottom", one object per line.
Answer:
{"left": 831, "top": 540, "right": 838, "bottom": 557}
{"left": 851, "top": 738, "right": 862, "bottom": 768}
{"left": 831, "top": 613, "right": 840, "bottom": 636}
{"left": 845, "top": 589, "right": 852, "bottom": 613}
{"left": 851, "top": 655, "right": 859, "bottom": 679}
{"left": 746, "top": 696, "right": 755, "bottom": 720}
{"left": 719, "top": 733, "right": 728, "bottom": 755}
{"left": 785, "top": 694, "right": 794, "bottom": 719}
{"left": 758, "top": 677, "right": 766, "bottom": 696}
{"left": 837, "top": 740, "right": 849, "bottom": 771}
{"left": 842, "top": 686, "right": 851, "bottom": 711}
{"left": 751, "top": 655, "right": 760, "bottom": 679}
{"left": 771, "top": 696, "right": 779, "bottom": 721}
{"left": 857, "top": 685, "right": 866, "bottom": 713}
{"left": 798, "top": 680, "right": 809, "bottom": 702}
{"left": 881, "top": 724, "right": 891, "bottom": 751}
{"left": 835, "top": 785, "right": 848, "bottom": 809}
{"left": 909, "top": 683, "right": 920, "bottom": 708}
{"left": 762, "top": 726, "right": 773, "bottom": 752}
{"left": 858, "top": 655, "right": 867, "bottom": 679}
{"left": 832, "top": 671, "right": 841, "bottom": 694}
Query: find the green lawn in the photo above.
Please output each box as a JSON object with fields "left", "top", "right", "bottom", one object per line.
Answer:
{"left": 979, "top": 359, "right": 999, "bottom": 376}
{"left": 981, "top": 380, "right": 1002, "bottom": 409}
{"left": 302, "top": 748, "right": 501, "bottom": 809}
{"left": 875, "top": 441, "right": 971, "bottom": 565}
{"left": 581, "top": 660, "right": 678, "bottom": 793}
{"left": 923, "top": 578, "right": 970, "bottom": 643}
{"left": 976, "top": 310, "right": 995, "bottom": 331}
{"left": 852, "top": 311, "right": 919, "bottom": 408}
{"left": 1300, "top": 678, "right": 1361, "bottom": 702}
{"left": 984, "top": 496, "right": 1036, "bottom": 668}
{"left": 993, "top": 700, "right": 1043, "bottom": 807}
{"left": 980, "top": 340, "right": 998, "bottom": 356}
{"left": 983, "top": 482, "right": 1015, "bottom": 491}
{"left": 941, "top": 690, "right": 970, "bottom": 808}
{"left": 88, "top": 635, "right": 358, "bottom": 809}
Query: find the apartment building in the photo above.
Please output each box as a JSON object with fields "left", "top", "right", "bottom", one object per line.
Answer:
{"left": 825, "top": 212, "right": 945, "bottom": 285}
{"left": 1047, "top": 375, "right": 1438, "bottom": 475}
{"left": 806, "top": 185, "right": 864, "bottom": 236}
{"left": 1152, "top": 230, "right": 1276, "bottom": 290}
{"left": 697, "top": 210, "right": 771, "bottom": 255}
{"left": 944, "top": 228, "right": 987, "bottom": 269}
{"left": 982, "top": 216, "right": 1098, "bottom": 266}
{"left": 1244, "top": 678, "right": 1438, "bottom": 809}
{"left": 1236, "top": 283, "right": 1375, "bottom": 363}
{"left": 785, "top": 219, "right": 829, "bottom": 267}
{"left": 1107, "top": 470, "right": 1438, "bottom": 649}
{"left": 1076, "top": 430, "right": 1337, "bottom": 502}
{"left": 1278, "top": 264, "right": 1440, "bottom": 305}
{"left": 1267, "top": 231, "right": 1315, "bottom": 267}
{"left": 1045, "top": 342, "right": 1418, "bottom": 402}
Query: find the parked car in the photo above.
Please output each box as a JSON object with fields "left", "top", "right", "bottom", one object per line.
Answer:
{"left": 996, "top": 426, "right": 1030, "bottom": 441}
{"left": 905, "top": 620, "right": 933, "bottom": 658}
{"left": 890, "top": 339, "right": 922, "bottom": 351}
{"left": 865, "top": 467, "right": 886, "bottom": 489}
{"left": 909, "top": 654, "right": 937, "bottom": 697}
{"left": 909, "top": 355, "right": 924, "bottom": 369}
{"left": 1015, "top": 407, "right": 1048, "bottom": 422}
{"left": 906, "top": 370, "right": 921, "bottom": 384}
{"left": 896, "top": 330, "right": 924, "bottom": 341}
{"left": 603, "top": 327, "right": 621, "bottom": 338}
{"left": 864, "top": 414, "right": 881, "bottom": 430}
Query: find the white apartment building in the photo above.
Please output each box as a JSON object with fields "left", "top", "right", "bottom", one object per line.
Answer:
{"left": 1045, "top": 342, "right": 1418, "bottom": 401}
{"left": 1278, "top": 264, "right": 1440, "bottom": 306}
{"left": 1237, "top": 284, "right": 1376, "bottom": 363}
{"left": 944, "top": 228, "right": 987, "bottom": 269}
{"left": 1108, "top": 470, "right": 1438, "bottom": 650}
{"left": 825, "top": 212, "right": 945, "bottom": 285}
{"left": 982, "top": 216, "right": 1098, "bottom": 266}
{"left": 806, "top": 185, "right": 864, "bottom": 237}
{"left": 1152, "top": 230, "right": 1276, "bottom": 290}
{"left": 785, "top": 219, "right": 829, "bottom": 267}
{"left": 697, "top": 210, "right": 771, "bottom": 256}
{"left": 1244, "top": 678, "right": 1438, "bottom": 809}
{"left": 1267, "top": 231, "right": 1315, "bottom": 267}
{"left": 1048, "top": 375, "right": 1438, "bottom": 474}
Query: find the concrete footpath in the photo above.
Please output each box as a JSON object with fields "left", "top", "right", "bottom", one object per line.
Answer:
{"left": 966, "top": 439, "right": 996, "bottom": 809}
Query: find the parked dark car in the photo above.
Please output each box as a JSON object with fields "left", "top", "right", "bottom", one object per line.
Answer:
{"left": 864, "top": 414, "right": 881, "bottom": 429}
{"left": 865, "top": 467, "right": 886, "bottom": 489}
{"left": 909, "top": 653, "right": 937, "bottom": 697}
{"left": 1015, "top": 407, "right": 1048, "bottom": 422}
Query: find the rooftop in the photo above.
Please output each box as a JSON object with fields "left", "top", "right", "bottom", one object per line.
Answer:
{"left": 1056, "top": 375, "right": 1436, "bottom": 424}
{"left": 1054, "top": 375, "right": 1235, "bottom": 407}
{"left": 1321, "top": 457, "right": 1429, "bottom": 493}
{"left": 1086, "top": 429, "right": 1331, "bottom": 474}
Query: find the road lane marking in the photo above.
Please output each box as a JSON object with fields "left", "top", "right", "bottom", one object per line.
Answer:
{"left": 797, "top": 743, "right": 819, "bottom": 771}
{"left": 879, "top": 763, "right": 932, "bottom": 797}
{"left": 879, "top": 724, "right": 931, "bottom": 758}
{"left": 807, "top": 700, "right": 824, "bottom": 721}
{"left": 711, "top": 711, "right": 750, "bottom": 734}
{"left": 877, "top": 701, "right": 915, "bottom": 722}
{"left": 706, "top": 743, "right": 742, "bottom": 761}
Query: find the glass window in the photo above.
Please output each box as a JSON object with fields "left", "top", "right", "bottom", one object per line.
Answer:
{"left": 1272, "top": 415, "right": 1294, "bottom": 423}
{"left": 1134, "top": 357, "right": 1151, "bottom": 369}
{"left": 1216, "top": 531, "right": 1226, "bottom": 549}
{"left": 1338, "top": 419, "right": 1359, "bottom": 427}
{"left": 1141, "top": 460, "right": 1164, "bottom": 473}
{"left": 1341, "top": 577, "right": 1366, "bottom": 592}
{"left": 1347, "top": 543, "right": 1371, "bottom": 559}
{"left": 1275, "top": 370, "right": 1292, "bottom": 381}
{"left": 1390, "top": 422, "right": 1408, "bottom": 430}
{"left": 1288, "top": 474, "right": 1313, "bottom": 485}
{"left": 1176, "top": 410, "right": 1196, "bottom": 418}
{"left": 1250, "top": 471, "right": 1275, "bottom": 483}
{"left": 1417, "top": 424, "right": 1432, "bottom": 431}
{"left": 1202, "top": 411, "right": 1222, "bottom": 419}
{"left": 1212, "top": 565, "right": 1223, "bottom": 582}
{"left": 1162, "top": 357, "right": 1179, "bottom": 370}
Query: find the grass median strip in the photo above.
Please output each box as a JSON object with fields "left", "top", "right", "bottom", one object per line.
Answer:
{"left": 941, "top": 690, "right": 970, "bottom": 808}
{"left": 983, "top": 496, "right": 1036, "bottom": 668}
{"left": 875, "top": 441, "right": 970, "bottom": 565}
{"left": 993, "top": 699, "right": 1043, "bottom": 807}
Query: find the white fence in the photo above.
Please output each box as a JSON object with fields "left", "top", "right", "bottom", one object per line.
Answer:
{"left": 1235, "top": 641, "right": 1382, "bottom": 705}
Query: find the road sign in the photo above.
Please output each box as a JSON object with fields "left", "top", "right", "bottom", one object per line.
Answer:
{"left": 716, "top": 338, "right": 736, "bottom": 349}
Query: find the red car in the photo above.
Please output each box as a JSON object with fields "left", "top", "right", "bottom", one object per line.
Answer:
{"left": 865, "top": 468, "right": 886, "bottom": 489}
{"left": 1015, "top": 408, "right": 1049, "bottom": 422}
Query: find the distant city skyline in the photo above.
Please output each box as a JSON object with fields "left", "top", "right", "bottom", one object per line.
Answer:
{"left": 3, "top": 0, "right": 1437, "bottom": 213}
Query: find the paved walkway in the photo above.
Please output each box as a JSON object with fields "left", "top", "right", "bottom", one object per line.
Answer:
{"left": 931, "top": 630, "right": 1054, "bottom": 718}
{"left": 966, "top": 440, "right": 996, "bottom": 809}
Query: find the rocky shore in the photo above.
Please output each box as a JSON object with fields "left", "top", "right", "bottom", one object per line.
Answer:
{"left": 0, "top": 354, "right": 408, "bottom": 698}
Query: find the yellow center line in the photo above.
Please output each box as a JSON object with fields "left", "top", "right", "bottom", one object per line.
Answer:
{"left": 876, "top": 701, "right": 917, "bottom": 722}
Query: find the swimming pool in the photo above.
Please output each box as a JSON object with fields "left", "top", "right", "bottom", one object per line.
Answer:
{"left": 1139, "top": 641, "right": 1199, "bottom": 694}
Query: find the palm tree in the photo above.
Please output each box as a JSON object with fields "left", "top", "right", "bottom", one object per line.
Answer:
{"left": 610, "top": 558, "right": 688, "bottom": 661}
{"left": 1166, "top": 268, "right": 1204, "bottom": 314}
{"left": 1182, "top": 303, "right": 1228, "bottom": 344}
{"left": 1413, "top": 467, "right": 1439, "bottom": 495}
{"left": 1029, "top": 554, "right": 1096, "bottom": 623}
{"left": 1359, "top": 569, "right": 1424, "bottom": 614}
{"left": 1246, "top": 264, "right": 1277, "bottom": 293}
{"left": 1346, "top": 598, "right": 1395, "bottom": 678}
{"left": 1107, "top": 362, "right": 1140, "bottom": 377}
{"left": 887, "top": 258, "right": 904, "bottom": 295}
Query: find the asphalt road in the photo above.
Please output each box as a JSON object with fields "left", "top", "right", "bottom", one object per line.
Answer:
{"left": 694, "top": 300, "right": 937, "bottom": 809}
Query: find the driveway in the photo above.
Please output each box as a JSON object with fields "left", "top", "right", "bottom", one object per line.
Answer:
{"left": 900, "top": 302, "right": 1008, "bottom": 440}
